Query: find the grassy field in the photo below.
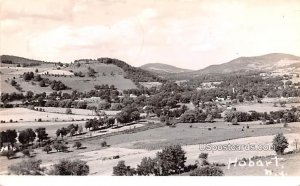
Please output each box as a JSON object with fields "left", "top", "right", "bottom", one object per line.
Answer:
{"left": 0, "top": 119, "right": 299, "bottom": 175}
{"left": 0, "top": 108, "right": 96, "bottom": 123}
{"left": 0, "top": 62, "right": 137, "bottom": 94}
{"left": 0, "top": 121, "right": 86, "bottom": 138}
{"left": 0, "top": 64, "right": 58, "bottom": 94}
{"left": 234, "top": 102, "right": 300, "bottom": 113}
{"left": 39, "top": 69, "right": 74, "bottom": 76}
{"left": 139, "top": 82, "right": 162, "bottom": 88}
{"left": 62, "top": 62, "right": 137, "bottom": 91}
{"left": 36, "top": 107, "right": 121, "bottom": 116}
{"left": 97, "top": 122, "right": 300, "bottom": 150}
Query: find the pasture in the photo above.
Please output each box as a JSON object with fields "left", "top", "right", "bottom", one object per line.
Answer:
{"left": 139, "top": 82, "right": 162, "bottom": 88}
{"left": 0, "top": 107, "right": 96, "bottom": 123}
{"left": 98, "top": 122, "right": 300, "bottom": 150}
{"left": 36, "top": 107, "right": 121, "bottom": 116}
{"left": 234, "top": 102, "right": 300, "bottom": 113}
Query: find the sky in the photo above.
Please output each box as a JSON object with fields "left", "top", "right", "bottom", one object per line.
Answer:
{"left": 1, "top": 0, "right": 300, "bottom": 69}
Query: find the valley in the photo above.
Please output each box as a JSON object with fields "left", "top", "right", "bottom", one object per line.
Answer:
{"left": 1, "top": 54, "right": 300, "bottom": 176}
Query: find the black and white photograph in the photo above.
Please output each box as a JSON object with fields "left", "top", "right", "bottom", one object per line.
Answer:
{"left": 0, "top": 0, "right": 300, "bottom": 182}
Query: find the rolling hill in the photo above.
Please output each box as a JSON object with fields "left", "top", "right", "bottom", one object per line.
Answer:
{"left": 164, "top": 53, "right": 300, "bottom": 80}
{"left": 0, "top": 56, "right": 164, "bottom": 94}
{"left": 140, "top": 63, "right": 193, "bottom": 74}
{"left": 198, "top": 53, "right": 300, "bottom": 74}
{"left": 0, "top": 55, "right": 55, "bottom": 66}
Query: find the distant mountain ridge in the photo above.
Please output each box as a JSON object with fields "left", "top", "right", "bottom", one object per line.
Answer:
{"left": 0, "top": 55, "right": 55, "bottom": 65}
{"left": 140, "top": 63, "right": 193, "bottom": 74}
{"left": 197, "top": 53, "right": 300, "bottom": 74}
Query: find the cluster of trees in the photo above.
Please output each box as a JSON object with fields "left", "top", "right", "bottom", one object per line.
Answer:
{"left": 56, "top": 124, "right": 83, "bottom": 138}
{"left": 180, "top": 106, "right": 221, "bottom": 123}
{"left": 87, "top": 66, "right": 97, "bottom": 77}
{"left": 116, "top": 106, "right": 140, "bottom": 124}
{"left": 176, "top": 72, "right": 300, "bottom": 103}
{"left": 113, "top": 145, "right": 187, "bottom": 176}
{"left": 8, "top": 159, "right": 89, "bottom": 175}
{"left": 23, "top": 72, "right": 35, "bottom": 81}
{"left": 22, "top": 71, "right": 69, "bottom": 91}
{"left": 225, "top": 108, "right": 300, "bottom": 123}
{"left": 1, "top": 92, "right": 24, "bottom": 103}
{"left": 45, "top": 99, "right": 87, "bottom": 109}
{"left": 18, "top": 128, "right": 36, "bottom": 146}
{"left": 1, "top": 127, "right": 49, "bottom": 158}
{"left": 2, "top": 59, "right": 41, "bottom": 67}
{"left": 84, "top": 117, "right": 114, "bottom": 131}
{"left": 74, "top": 71, "right": 85, "bottom": 77}
{"left": 50, "top": 80, "right": 68, "bottom": 91}
{"left": 113, "top": 145, "right": 224, "bottom": 176}
{"left": 0, "top": 129, "right": 17, "bottom": 148}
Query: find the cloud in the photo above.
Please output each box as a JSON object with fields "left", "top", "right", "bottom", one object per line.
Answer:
{"left": 1, "top": 0, "right": 300, "bottom": 69}
{"left": 0, "top": 0, "right": 75, "bottom": 21}
{"left": 28, "top": 8, "right": 157, "bottom": 62}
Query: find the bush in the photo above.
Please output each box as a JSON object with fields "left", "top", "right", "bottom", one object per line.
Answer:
{"left": 199, "top": 153, "right": 208, "bottom": 160}
{"left": 190, "top": 166, "right": 224, "bottom": 176}
{"left": 8, "top": 159, "right": 45, "bottom": 175}
{"left": 49, "top": 159, "right": 89, "bottom": 175}
{"left": 22, "top": 149, "right": 31, "bottom": 157}
{"left": 73, "top": 141, "right": 82, "bottom": 149}
{"left": 272, "top": 133, "right": 289, "bottom": 155}
{"left": 113, "top": 155, "right": 120, "bottom": 159}
{"left": 113, "top": 160, "right": 135, "bottom": 176}
{"left": 43, "top": 145, "right": 52, "bottom": 154}
{"left": 101, "top": 141, "right": 108, "bottom": 147}
{"left": 65, "top": 108, "right": 72, "bottom": 115}
{"left": 52, "top": 141, "right": 68, "bottom": 152}
{"left": 136, "top": 157, "right": 157, "bottom": 176}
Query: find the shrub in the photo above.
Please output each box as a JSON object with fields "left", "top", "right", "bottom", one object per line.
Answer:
{"left": 272, "top": 133, "right": 289, "bottom": 155}
{"left": 8, "top": 159, "right": 45, "bottom": 175}
{"left": 49, "top": 159, "right": 89, "bottom": 175}
{"left": 190, "top": 166, "right": 224, "bottom": 176}
{"left": 136, "top": 157, "right": 157, "bottom": 176}
{"left": 52, "top": 141, "right": 68, "bottom": 152}
{"left": 184, "top": 164, "right": 198, "bottom": 173}
{"left": 65, "top": 108, "right": 72, "bottom": 114}
{"left": 101, "top": 141, "right": 107, "bottom": 147}
{"left": 43, "top": 145, "right": 52, "bottom": 154}
{"left": 73, "top": 141, "right": 82, "bottom": 149}
{"left": 113, "top": 160, "right": 135, "bottom": 176}
{"left": 22, "top": 149, "right": 31, "bottom": 157}
{"left": 212, "top": 162, "right": 226, "bottom": 167}
{"left": 113, "top": 155, "right": 120, "bottom": 159}
{"left": 199, "top": 153, "right": 208, "bottom": 160}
